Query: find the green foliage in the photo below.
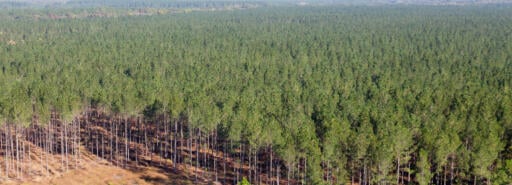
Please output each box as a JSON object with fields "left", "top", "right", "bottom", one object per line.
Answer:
{"left": 416, "top": 149, "right": 433, "bottom": 185}
{"left": 238, "top": 177, "right": 251, "bottom": 185}
{"left": 492, "top": 159, "right": 512, "bottom": 185}
{"left": 0, "top": 5, "right": 510, "bottom": 184}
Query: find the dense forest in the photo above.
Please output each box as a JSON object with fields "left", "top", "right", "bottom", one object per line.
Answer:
{"left": 0, "top": 0, "right": 267, "bottom": 9}
{"left": 0, "top": 0, "right": 264, "bottom": 20}
{"left": 0, "top": 5, "right": 511, "bottom": 185}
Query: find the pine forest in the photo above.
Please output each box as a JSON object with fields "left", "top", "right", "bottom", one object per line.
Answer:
{"left": 0, "top": 3, "right": 511, "bottom": 185}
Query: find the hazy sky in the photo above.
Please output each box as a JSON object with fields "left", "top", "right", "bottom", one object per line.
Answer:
{"left": 2, "top": 0, "right": 512, "bottom": 6}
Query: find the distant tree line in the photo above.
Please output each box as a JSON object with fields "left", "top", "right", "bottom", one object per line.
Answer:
{"left": 0, "top": 1, "right": 265, "bottom": 20}
{"left": 62, "top": 0, "right": 265, "bottom": 9}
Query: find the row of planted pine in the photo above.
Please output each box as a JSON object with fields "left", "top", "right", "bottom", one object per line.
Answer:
{"left": 0, "top": 109, "right": 299, "bottom": 185}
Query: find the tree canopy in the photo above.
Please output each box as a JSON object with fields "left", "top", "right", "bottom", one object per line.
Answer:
{"left": 0, "top": 5, "right": 511, "bottom": 184}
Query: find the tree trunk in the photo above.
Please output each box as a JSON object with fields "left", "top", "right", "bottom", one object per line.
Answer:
{"left": 194, "top": 128, "right": 199, "bottom": 184}
{"left": 45, "top": 122, "right": 49, "bottom": 176}
{"left": 359, "top": 169, "right": 362, "bottom": 185}
{"left": 233, "top": 140, "right": 237, "bottom": 185}
{"left": 199, "top": 132, "right": 206, "bottom": 173}
{"left": 188, "top": 126, "right": 192, "bottom": 172}
{"left": 136, "top": 117, "right": 140, "bottom": 166}
{"left": 407, "top": 161, "right": 411, "bottom": 185}
{"left": 224, "top": 140, "right": 228, "bottom": 185}
{"left": 156, "top": 117, "right": 161, "bottom": 166}
{"left": 443, "top": 165, "right": 447, "bottom": 185}
{"left": 396, "top": 154, "right": 400, "bottom": 185}
{"left": 28, "top": 126, "right": 31, "bottom": 176}
{"left": 1, "top": 125, "right": 4, "bottom": 177}
{"left": 180, "top": 119, "right": 184, "bottom": 165}
{"left": 116, "top": 117, "right": 120, "bottom": 167}
{"left": 61, "top": 121, "right": 65, "bottom": 171}
{"left": 4, "top": 124, "right": 9, "bottom": 178}
{"left": 197, "top": 128, "right": 201, "bottom": 178}
{"left": 249, "top": 147, "right": 252, "bottom": 183}
{"left": 75, "top": 118, "right": 79, "bottom": 169}
{"left": 239, "top": 142, "right": 243, "bottom": 184}
{"left": 173, "top": 119, "right": 178, "bottom": 169}
{"left": 125, "top": 117, "right": 129, "bottom": 168}
{"left": 65, "top": 121, "right": 69, "bottom": 171}
{"left": 351, "top": 161, "right": 354, "bottom": 185}
{"left": 277, "top": 162, "right": 280, "bottom": 185}
{"left": 370, "top": 159, "right": 373, "bottom": 185}
{"left": 304, "top": 156, "right": 307, "bottom": 185}
{"left": 450, "top": 160, "right": 454, "bottom": 185}
{"left": 287, "top": 162, "right": 290, "bottom": 185}
{"left": 144, "top": 118, "right": 149, "bottom": 165}
{"left": 327, "top": 160, "right": 331, "bottom": 185}
{"left": 164, "top": 115, "right": 168, "bottom": 164}
{"left": 22, "top": 127, "right": 26, "bottom": 178}
{"left": 270, "top": 146, "right": 273, "bottom": 185}
{"left": 214, "top": 131, "right": 217, "bottom": 182}
{"left": 15, "top": 125, "right": 20, "bottom": 178}
{"left": 363, "top": 160, "right": 367, "bottom": 185}
{"left": 106, "top": 119, "right": 110, "bottom": 162}
{"left": 256, "top": 149, "right": 260, "bottom": 185}
{"left": 42, "top": 122, "right": 47, "bottom": 175}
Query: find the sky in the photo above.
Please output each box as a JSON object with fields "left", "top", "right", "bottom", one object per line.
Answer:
{"left": 1, "top": 0, "right": 512, "bottom": 6}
